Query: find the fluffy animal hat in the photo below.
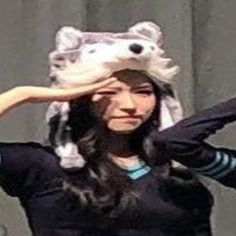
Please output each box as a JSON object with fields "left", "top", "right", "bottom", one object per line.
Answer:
{"left": 47, "top": 21, "right": 183, "bottom": 169}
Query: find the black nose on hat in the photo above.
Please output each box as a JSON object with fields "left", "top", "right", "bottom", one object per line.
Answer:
{"left": 129, "top": 43, "right": 143, "bottom": 54}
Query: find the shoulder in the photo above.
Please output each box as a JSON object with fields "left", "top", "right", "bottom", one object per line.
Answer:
{"left": 0, "top": 142, "right": 52, "bottom": 151}
{"left": 0, "top": 141, "right": 60, "bottom": 174}
{"left": 0, "top": 142, "right": 64, "bottom": 197}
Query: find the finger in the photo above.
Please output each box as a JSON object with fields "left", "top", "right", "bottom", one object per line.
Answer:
{"left": 81, "top": 77, "right": 117, "bottom": 91}
{"left": 53, "top": 77, "right": 117, "bottom": 100}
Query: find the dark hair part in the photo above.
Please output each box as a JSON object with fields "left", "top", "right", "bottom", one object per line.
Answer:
{"left": 49, "top": 75, "right": 169, "bottom": 217}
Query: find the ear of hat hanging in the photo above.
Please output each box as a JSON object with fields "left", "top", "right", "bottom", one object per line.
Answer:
{"left": 46, "top": 21, "right": 183, "bottom": 169}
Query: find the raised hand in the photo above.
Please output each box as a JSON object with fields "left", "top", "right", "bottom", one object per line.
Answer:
{"left": 0, "top": 77, "right": 116, "bottom": 117}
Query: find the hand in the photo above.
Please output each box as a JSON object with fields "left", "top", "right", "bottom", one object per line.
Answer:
{"left": 0, "top": 78, "right": 116, "bottom": 116}
{"left": 16, "top": 77, "right": 117, "bottom": 103}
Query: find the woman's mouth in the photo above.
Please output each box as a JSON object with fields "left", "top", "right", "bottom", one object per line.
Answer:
{"left": 111, "top": 116, "right": 142, "bottom": 121}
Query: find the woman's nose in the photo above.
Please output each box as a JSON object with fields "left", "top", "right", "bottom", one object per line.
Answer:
{"left": 119, "top": 92, "right": 136, "bottom": 111}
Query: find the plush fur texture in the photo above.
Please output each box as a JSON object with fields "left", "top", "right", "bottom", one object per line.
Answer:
{"left": 46, "top": 21, "right": 183, "bottom": 169}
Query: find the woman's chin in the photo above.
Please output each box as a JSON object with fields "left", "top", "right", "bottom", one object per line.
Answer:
{"left": 107, "top": 124, "right": 141, "bottom": 134}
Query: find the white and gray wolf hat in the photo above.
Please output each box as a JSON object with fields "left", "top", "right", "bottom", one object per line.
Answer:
{"left": 46, "top": 21, "right": 183, "bottom": 169}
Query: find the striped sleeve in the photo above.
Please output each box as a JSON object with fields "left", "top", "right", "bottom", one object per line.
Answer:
{"left": 191, "top": 150, "right": 236, "bottom": 179}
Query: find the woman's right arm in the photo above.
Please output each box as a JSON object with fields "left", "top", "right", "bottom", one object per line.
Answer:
{"left": 0, "top": 87, "right": 29, "bottom": 117}
{"left": 0, "top": 78, "right": 116, "bottom": 118}
{"left": 0, "top": 78, "right": 117, "bottom": 196}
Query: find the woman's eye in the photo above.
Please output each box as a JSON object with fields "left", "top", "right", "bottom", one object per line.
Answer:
{"left": 135, "top": 90, "right": 154, "bottom": 95}
{"left": 96, "top": 91, "right": 117, "bottom": 96}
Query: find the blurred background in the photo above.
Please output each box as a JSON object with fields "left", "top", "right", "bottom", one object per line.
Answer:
{"left": 0, "top": 0, "right": 236, "bottom": 235}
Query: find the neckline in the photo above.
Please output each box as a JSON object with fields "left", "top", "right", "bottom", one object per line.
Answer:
{"left": 120, "top": 162, "right": 151, "bottom": 180}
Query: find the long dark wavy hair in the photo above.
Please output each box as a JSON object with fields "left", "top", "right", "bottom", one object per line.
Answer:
{"left": 48, "top": 75, "right": 171, "bottom": 217}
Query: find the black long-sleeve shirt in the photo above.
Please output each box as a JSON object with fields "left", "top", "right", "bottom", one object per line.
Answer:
{"left": 0, "top": 142, "right": 213, "bottom": 236}
{"left": 151, "top": 97, "right": 236, "bottom": 188}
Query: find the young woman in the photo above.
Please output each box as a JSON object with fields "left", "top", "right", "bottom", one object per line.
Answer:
{"left": 0, "top": 22, "right": 213, "bottom": 236}
{"left": 150, "top": 97, "right": 236, "bottom": 189}
{"left": 0, "top": 70, "right": 214, "bottom": 236}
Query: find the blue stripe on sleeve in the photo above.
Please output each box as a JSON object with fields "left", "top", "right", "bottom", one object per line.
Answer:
{"left": 196, "top": 152, "right": 229, "bottom": 175}
{"left": 191, "top": 151, "right": 236, "bottom": 179}
{"left": 212, "top": 155, "right": 236, "bottom": 179}
{"left": 192, "top": 151, "right": 222, "bottom": 172}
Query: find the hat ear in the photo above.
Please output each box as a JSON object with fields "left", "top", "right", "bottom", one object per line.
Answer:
{"left": 49, "top": 27, "right": 82, "bottom": 73}
{"left": 55, "top": 26, "right": 83, "bottom": 52}
{"left": 129, "top": 21, "right": 163, "bottom": 47}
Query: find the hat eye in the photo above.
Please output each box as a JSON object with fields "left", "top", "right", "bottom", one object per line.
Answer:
{"left": 88, "top": 48, "right": 96, "bottom": 53}
{"left": 150, "top": 46, "right": 155, "bottom": 51}
{"left": 50, "top": 76, "right": 57, "bottom": 82}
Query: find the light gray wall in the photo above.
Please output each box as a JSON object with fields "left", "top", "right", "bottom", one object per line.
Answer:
{"left": 192, "top": 1, "right": 236, "bottom": 236}
{"left": 0, "top": 1, "right": 236, "bottom": 235}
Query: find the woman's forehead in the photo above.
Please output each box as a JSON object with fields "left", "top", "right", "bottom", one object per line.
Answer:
{"left": 110, "top": 70, "right": 153, "bottom": 87}
{"left": 106, "top": 78, "right": 153, "bottom": 89}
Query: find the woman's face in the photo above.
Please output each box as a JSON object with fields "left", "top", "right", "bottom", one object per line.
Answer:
{"left": 90, "top": 70, "right": 157, "bottom": 134}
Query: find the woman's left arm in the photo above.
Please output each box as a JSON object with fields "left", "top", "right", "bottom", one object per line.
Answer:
{"left": 150, "top": 97, "right": 236, "bottom": 188}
